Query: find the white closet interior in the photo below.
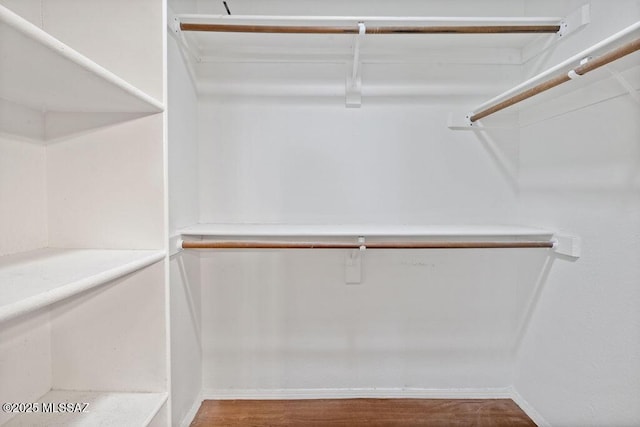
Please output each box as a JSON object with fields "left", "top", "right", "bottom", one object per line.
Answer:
{"left": 1, "top": 0, "right": 639, "bottom": 426}
{"left": 168, "top": 0, "right": 639, "bottom": 426}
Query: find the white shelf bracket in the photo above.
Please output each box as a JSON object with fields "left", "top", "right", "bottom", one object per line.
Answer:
{"left": 605, "top": 65, "right": 640, "bottom": 105}
{"left": 345, "top": 237, "right": 365, "bottom": 284}
{"left": 553, "top": 234, "right": 581, "bottom": 258}
{"left": 523, "top": 4, "right": 590, "bottom": 62}
{"left": 346, "top": 22, "right": 366, "bottom": 108}
{"left": 558, "top": 4, "right": 591, "bottom": 39}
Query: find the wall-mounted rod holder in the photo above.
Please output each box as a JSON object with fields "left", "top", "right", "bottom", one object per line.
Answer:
{"left": 346, "top": 22, "right": 365, "bottom": 108}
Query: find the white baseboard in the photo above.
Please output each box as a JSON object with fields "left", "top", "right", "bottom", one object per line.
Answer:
{"left": 509, "top": 387, "right": 550, "bottom": 427}
{"left": 180, "top": 394, "right": 203, "bottom": 427}
{"left": 202, "top": 387, "right": 513, "bottom": 400}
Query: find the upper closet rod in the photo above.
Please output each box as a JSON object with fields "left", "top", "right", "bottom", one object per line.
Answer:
{"left": 180, "top": 23, "right": 560, "bottom": 34}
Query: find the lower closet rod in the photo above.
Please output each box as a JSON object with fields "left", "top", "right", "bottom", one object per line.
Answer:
{"left": 181, "top": 240, "right": 554, "bottom": 249}
{"left": 470, "top": 36, "right": 640, "bottom": 122}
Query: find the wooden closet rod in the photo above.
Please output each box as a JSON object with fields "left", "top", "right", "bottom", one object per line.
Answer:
{"left": 179, "top": 23, "right": 560, "bottom": 34}
{"left": 181, "top": 240, "right": 554, "bottom": 249}
{"left": 470, "top": 37, "right": 640, "bottom": 122}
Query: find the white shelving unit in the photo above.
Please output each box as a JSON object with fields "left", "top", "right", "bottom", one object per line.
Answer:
{"left": 4, "top": 390, "right": 167, "bottom": 427}
{"left": 0, "top": 4, "right": 163, "bottom": 141}
{"left": 0, "top": 249, "right": 165, "bottom": 323}
{"left": 0, "top": 0, "right": 168, "bottom": 425}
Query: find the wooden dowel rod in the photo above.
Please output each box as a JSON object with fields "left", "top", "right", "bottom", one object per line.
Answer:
{"left": 180, "top": 23, "right": 560, "bottom": 34}
{"left": 573, "top": 37, "right": 640, "bottom": 75}
{"left": 470, "top": 74, "right": 571, "bottom": 121}
{"left": 181, "top": 240, "right": 554, "bottom": 249}
{"left": 470, "top": 37, "right": 640, "bottom": 122}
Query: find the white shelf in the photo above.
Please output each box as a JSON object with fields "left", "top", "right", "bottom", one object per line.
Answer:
{"left": 0, "top": 248, "right": 165, "bottom": 323}
{"left": 0, "top": 4, "right": 163, "bottom": 141}
{"left": 4, "top": 390, "right": 167, "bottom": 427}
{"left": 179, "top": 223, "right": 554, "bottom": 240}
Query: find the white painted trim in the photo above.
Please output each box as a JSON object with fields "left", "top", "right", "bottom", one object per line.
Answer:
{"left": 180, "top": 395, "right": 203, "bottom": 427}
{"left": 202, "top": 387, "right": 513, "bottom": 400}
{"left": 510, "top": 387, "right": 551, "bottom": 427}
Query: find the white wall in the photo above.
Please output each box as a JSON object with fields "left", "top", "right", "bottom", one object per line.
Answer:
{"left": 168, "top": 32, "right": 202, "bottom": 426}
{"left": 195, "top": 45, "right": 532, "bottom": 393}
{"left": 201, "top": 249, "right": 546, "bottom": 393}
{"left": 0, "top": 311, "right": 51, "bottom": 426}
{"left": 197, "top": 98, "right": 519, "bottom": 225}
{"left": 46, "top": 115, "right": 165, "bottom": 250}
{"left": 51, "top": 263, "right": 167, "bottom": 392}
{"left": 0, "top": 136, "right": 47, "bottom": 256}
{"left": 514, "top": 1, "right": 640, "bottom": 425}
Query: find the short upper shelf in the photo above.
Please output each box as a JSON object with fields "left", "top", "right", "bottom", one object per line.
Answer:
{"left": 0, "top": 4, "right": 163, "bottom": 141}
{"left": 0, "top": 248, "right": 165, "bottom": 323}
{"left": 3, "top": 390, "right": 167, "bottom": 427}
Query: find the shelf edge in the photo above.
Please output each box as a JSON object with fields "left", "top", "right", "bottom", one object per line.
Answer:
{"left": 0, "top": 251, "right": 165, "bottom": 324}
{"left": 0, "top": 4, "right": 164, "bottom": 113}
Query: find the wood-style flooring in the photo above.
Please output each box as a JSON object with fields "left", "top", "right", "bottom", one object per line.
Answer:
{"left": 191, "top": 398, "right": 537, "bottom": 426}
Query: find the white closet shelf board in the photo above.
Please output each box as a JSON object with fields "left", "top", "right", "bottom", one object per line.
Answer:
{"left": 3, "top": 390, "right": 167, "bottom": 427}
{"left": 0, "top": 248, "right": 165, "bottom": 323}
{"left": 176, "top": 14, "right": 562, "bottom": 63}
{"left": 179, "top": 224, "right": 554, "bottom": 240}
{"left": 0, "top": 5, "right": 163, "bottom": 139}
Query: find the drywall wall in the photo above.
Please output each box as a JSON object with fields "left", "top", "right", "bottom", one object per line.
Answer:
{"left": 194, "top": 56, "right": 537, "bottom": 392}
{"left": 0, "top": 310, "right": 51, "bottom": 425}
{"left": 46, "top": 115, "right": 165, "bottom": 250}
{"left": 197, "top": 99, "right": 519, "bottom": 225}
{"left": 168, "top": 33, "right": 202, "bottom": 426}
{"left": 0, "top": 136, "right": 47, "bottom": 256}
{"left": 515, "top": 1, "right": 640, "bottom": 425}
{"left": 200, "top": 249, "right": 546, "bottom": 394}
{"left": 168, "top": 36, "right": 199, "bottom": 235}
{"left": 51, "top": 262, "right": 167, "bottom": 392}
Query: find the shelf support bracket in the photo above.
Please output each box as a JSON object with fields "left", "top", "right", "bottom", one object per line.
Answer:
{"left": 345, "top": 237, "right": 366, "bottom": 284}
{"left": 346, "top": 22, "right": 366, "bottom": 108}
{"left": 558, "top": 4, "right": 590, "bottom": 39}
{"left": 605, "top": 65, "right": 640, "bottom": 105}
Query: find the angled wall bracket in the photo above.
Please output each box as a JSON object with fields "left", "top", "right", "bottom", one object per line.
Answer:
{"left": 345, "top": 237, "right": 366, "bottom": 283}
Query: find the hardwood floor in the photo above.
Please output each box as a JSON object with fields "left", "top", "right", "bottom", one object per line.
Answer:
{"left": 191, "top": 398, "right": 537, "bottom": 426}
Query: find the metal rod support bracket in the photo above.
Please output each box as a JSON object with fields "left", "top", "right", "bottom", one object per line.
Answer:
{"left": 346, "top": 236, "right": 365, "bottom": 284}
{"left": 346, "top": 22, "right": 366, "bottom": 108}
{"left": 553, "top": 234, "right": 581, "bottom": 258}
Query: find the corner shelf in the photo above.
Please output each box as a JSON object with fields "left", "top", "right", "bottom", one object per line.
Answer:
{"left": 0, "top": 4, "right": 163, "bottom": 141}
{"left": 0, "top": 248, "right": 165, "bottom": 323}
{"left": 4, "top": 390, "right": 167, "bottom": 427}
